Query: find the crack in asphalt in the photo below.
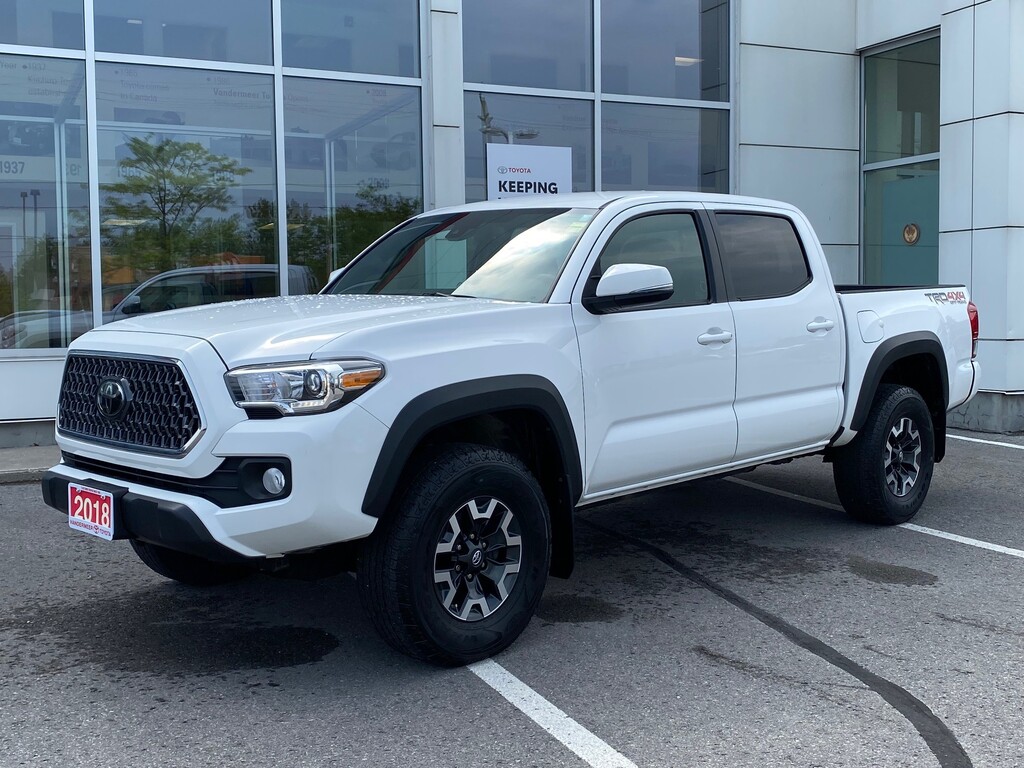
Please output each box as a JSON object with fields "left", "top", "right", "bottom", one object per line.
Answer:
{"left": 581, "top": 518, "right": 974, "bottom": 768}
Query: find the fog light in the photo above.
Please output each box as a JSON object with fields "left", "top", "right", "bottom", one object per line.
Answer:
{"left": 262, "top": 467, "right": 286, "bottom": 495}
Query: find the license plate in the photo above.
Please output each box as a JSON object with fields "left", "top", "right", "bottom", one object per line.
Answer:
{"left": 68, "top": 483, "right": 115, "bottom": 541}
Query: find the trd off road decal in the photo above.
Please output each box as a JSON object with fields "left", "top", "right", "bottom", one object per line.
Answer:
{"left": 925, "top": 290, "right": 967, "bottom": 305}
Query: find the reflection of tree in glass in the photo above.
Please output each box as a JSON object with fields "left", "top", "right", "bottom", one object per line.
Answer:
{"left": 103, "top": 136, "right": 252, "bottom": 272}
{"left": 0, "top": 269, "right": 12, "bottom": 316}
{"left": 285, "top": 183, "right": 420, "bottom": 288}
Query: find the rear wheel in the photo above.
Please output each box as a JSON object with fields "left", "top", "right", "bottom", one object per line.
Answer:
{"left": 130, "top": 540, "right": 252, "bottom": 586}
{"left": 357, "top": 444, "right": 551, "bottom": 665}
{"left": 833, "top": 384, "right": 935, "bottom": 525}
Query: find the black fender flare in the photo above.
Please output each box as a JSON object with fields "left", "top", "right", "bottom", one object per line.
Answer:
{"left": 850, "top": 331, "right": 949, "bottom": 460}
{"left": 361, "top": 375, "right": 583, "bottom": 576}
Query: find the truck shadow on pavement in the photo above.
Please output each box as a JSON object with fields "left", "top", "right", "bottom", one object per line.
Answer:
{"left": 0, "top": 571, "right": 404, "bottom": 678}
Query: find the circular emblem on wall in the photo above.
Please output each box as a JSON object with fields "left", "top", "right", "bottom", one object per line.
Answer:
{"left": 96, "top": 377, "right": 133, "bottom": 420}
{"left": 902, "top": 223, "right": 921, "bottom": 246}
{"left": 497, "top": 166, "right": 509, "bottom": 175}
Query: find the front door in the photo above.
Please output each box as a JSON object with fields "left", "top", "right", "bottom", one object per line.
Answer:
{"left": 572, "top": 206, "right": 738, "bottom": 497}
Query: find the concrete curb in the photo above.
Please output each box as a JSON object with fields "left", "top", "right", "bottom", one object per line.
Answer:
{"left": 0, "top": 468, "right": 49, "bottom": 485}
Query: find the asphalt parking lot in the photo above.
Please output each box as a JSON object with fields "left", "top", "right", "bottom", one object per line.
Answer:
{"left": 2, "top": 430, "right": 1022, "bottom": 768}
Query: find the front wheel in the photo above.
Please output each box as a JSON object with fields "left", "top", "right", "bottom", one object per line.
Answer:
{"left": 833, "top": 384, "right": 935, "bottom": 525}
{"left": 357, "top": 444, "right": 551, "bottom": 665}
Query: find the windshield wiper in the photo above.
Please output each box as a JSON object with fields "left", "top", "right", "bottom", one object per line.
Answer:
{"left": 420, "top": 291, "right": 472, "bottom": 298}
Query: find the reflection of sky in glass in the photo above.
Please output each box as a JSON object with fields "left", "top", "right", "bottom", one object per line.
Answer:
{"left": 463, "top": 0, "right": 591, "bottom": 90}
{"left": 94, "top": 0, "right": 272, "bottom": 64}
{"left": 601, "top": 0, "right": 729, "bottom": 101}
{"left": 456, "top": 210, "right": 593, "bottom": 302}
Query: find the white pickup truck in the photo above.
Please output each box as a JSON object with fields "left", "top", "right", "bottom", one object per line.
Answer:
{"left": 42, "top": 192, "right": 980, "bottom": 664}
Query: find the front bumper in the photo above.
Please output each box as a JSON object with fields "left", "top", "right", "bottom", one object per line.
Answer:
{"left": 42, "top": 470, "right": 249, "bottom": 562}
{"left": 43, "top": 400, "right": 390, "bottom": 558}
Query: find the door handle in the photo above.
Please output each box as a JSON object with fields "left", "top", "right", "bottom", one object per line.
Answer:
{"left": 806, "top": 317, "right": 835, "bottom": 333}
{"left": 697, "top": 328, "right": 734, "bottom": 345}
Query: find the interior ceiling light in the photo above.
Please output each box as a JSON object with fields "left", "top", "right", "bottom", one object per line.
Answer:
{"left": 674, "top": 56, "right": 703, "bottom": 67}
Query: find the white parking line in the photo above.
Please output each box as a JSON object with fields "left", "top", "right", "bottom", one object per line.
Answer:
{"left": 726, "top": 477, "right": 844, "bottom": 512}
{"left": 726, "top": 477, "right": 1024, "bottom": 561}
{"left": 468, "top": 659, "right": 638, "bottom": 768}
{"left": 899, "top": 524, "right": 1024, "bottom": 559}
{"left": 949, "top": 434, "right": 1024, "bottom": 451}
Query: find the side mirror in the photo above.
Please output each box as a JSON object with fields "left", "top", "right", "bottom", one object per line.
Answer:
{"left": 324, "top": 265, "right": 349, "bottom": 290}
{"left": 582, "top": 263, "right": 674, "bottom": 314}
{"left": 119, "top": 295, "right": 142, "bottom": 315}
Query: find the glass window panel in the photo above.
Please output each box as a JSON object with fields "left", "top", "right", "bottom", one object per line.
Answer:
{"left": 330, "top": 208, "right": 595, "bottom": 303}
{"left": 283, "top": 77, "right": 422, "bottom": 292}
{"left": 94, "top": 64, "right": 278, "bottom": 320}
{"left": 463, "top": 0, "right": 591, "bottom": 91}
{"left": 602, "top": 0, "right": 729, "bottom": 101}
{"left": 863, "top": 160, "right": 939, "bottom": 286}
{"left": 715, "top": 214, "right": 811, "bottom": 300}
{"left": 94, "top": 0, "right": 271, "bottom": 65}
{"left": 282, "top": 0, "right": 419, "bottom": 77}
{"left": 602, "top": 102, "right": 728, "bottom": 193}
{"left": 0, "top": 0, "right": 84, "bottom": 49}
{"left": 0, "top": 55, "right": 91, "bottom": 353}
{"left": 464, "top": 92, "right": 593, "bottom": 203}
{"left": 864, "top": 37, "right": 940, "bottom": 164}
{"left": 591, "top": 213, "right": 710, "bottom": 309}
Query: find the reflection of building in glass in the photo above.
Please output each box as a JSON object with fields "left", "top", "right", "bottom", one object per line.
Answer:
{"left": 2, "top": 0, "right": 1024, "bottom": 434}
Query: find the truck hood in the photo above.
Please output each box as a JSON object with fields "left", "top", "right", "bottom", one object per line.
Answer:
{"left": 91, "top": 294, "right": 510, "bottom": 367}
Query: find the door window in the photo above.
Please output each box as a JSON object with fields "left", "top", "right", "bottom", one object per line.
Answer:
{"left": 588, "top": 212, "right": 709, "bottom": 309}
{"left": 715, "top": 213, "right": 810, "bottom": 301}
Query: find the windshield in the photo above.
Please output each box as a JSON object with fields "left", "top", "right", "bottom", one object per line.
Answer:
{"left": 328, "top": 208, "right": 596, "bottom": 302}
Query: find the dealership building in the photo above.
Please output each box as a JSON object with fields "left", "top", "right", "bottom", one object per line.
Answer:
{"left": 0, "top": 0, "right": 1020, "bottom": 445}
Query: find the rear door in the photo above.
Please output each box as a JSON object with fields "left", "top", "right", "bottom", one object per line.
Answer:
{"left": 572, "top": 204, "right": 738, "bottom": 496}
{"left": 708, "top": 206, "right": 844, "bottom": 459}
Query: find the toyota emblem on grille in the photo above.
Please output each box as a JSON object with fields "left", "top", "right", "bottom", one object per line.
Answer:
{"left": 96, "top": 377, "right": 133, "bottom": 419}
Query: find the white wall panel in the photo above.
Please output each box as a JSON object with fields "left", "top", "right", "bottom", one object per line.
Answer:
{"left": 975, "top": 340, "right": 1024, "bottom": 392}
{"left": 971, "top": 228, "right": 1024, "bottom": 341}
{"left": 0, "top": 358, "right": 64, "bottom": 420}
{"left": 737, "top": 144, "right": 859, "bottom": 245}
{"left": 973, "top": 0, "right": 1024, "bottom": 117}
{"left": 943, "top": 0, "right": 977, "bottom": 13}
{"left": 938, "top": 120, "right": 973, "bottom": 232}
{"left": 429, "top": 8, "right": 462, "bottom": 127}
{"left": 738, "top": 0, "right": 855, "bottom": 54}
{"left": 737, "top": 45, "right": 858, "bottom": 150}
{"left": 822, "top": 245, "right": 859, "bottom": 285}
{"left": 939, "top": 5, "right": 974, "bottom": 125}
{"left": 857, "top": 0, "right": 943, "bottom": 49}
{"left": 972, "top": 114, "right": 1024, "bottom": 229}
{"left": 430, "top": 125, "right": 465, "bottom": 207}
{"left": 939, "top": 230, "right": 973, "bottom": 290}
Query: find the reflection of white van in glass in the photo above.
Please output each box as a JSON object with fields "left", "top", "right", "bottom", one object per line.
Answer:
{"left": 110, "top": 264, "right": 318, "bottom": 321}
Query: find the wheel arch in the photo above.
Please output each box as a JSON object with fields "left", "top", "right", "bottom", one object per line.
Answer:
{"left": 362, "top": 375, "right": 583, "bottom": 577}
{"left": 850, "top": 332, "right": 949, "bottom": 461}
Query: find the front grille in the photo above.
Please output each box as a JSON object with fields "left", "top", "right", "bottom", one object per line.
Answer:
{"left": 58, "top": 353, "right": 203, "bottom": 454}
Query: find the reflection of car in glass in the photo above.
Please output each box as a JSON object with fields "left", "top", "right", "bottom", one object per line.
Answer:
{"left": 0, "top": 309, "right": 92, "bottom": 350}
{"left": 0, "top": 265, "right": 316, "bottom": 349}
{"left": 109, "top": 264, "right": 317, "bottom": 321}
{"left": 368, "top": 131, "right": 418, "bottom": 171}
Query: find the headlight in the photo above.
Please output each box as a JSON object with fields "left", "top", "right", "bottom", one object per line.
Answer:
{"left": 224, "top": 359, "right": 384, "bottom": 416}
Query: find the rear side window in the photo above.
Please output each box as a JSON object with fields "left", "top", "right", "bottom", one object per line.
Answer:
{"left": 589, "top": 212, "right": 710, "bottom": 309}
{"left": 715, "top": 213, "right": 810, "bottom": 300}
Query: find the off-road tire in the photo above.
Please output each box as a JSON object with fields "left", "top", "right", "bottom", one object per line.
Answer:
{"left": 357, "top": 443, "right": 551, "bottom": 666}
{"left": 130, "top": 540, "right": 252, "bottom": 586}
{"left": 833, "top": 384, "right": 935, "bottom": 525}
